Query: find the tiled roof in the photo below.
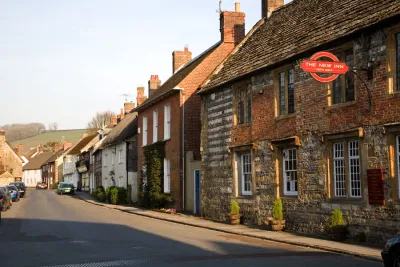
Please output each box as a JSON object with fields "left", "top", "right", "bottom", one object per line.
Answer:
{"left": 44, "top": 149, "right": 65, "bottom": 164}
{"left": 135, "top": 42, "right": 221, "bottom": 111}
{"left": 6, "top": 142, "right": 23, "bottom": 162}
{"left": 22, "top": 152, "right": 53, "bottom": 171}
{"left": 25, "top": 148, "right": 38, "bottom": 159}
{"left": 68, "top": 134, "right": 98, "bottom": 155}
{"left": 0, "top": 171, "right": 13, "bottom": 178}
{"left": 102, "top": 112, "right": 138, "bottom": 147}
{"left": 200, "top": 0, "right": 400, "bottom": 92}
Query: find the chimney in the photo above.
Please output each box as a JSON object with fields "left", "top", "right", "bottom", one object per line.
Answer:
{"left": 120, "top": 108, "right": 125, "bottom": 121}
{"left": 39, "top": 144, "right": 43, "bottom": 153}
{"left": 124, "top": 102, "right": 135, "bottom": 114}
{"left": 262, "top": 0, "right": 284, "bottom": 18}
{"left": 63, "top": 141, "right": 73, "bottom": 151}
{"left": 172, "top": 46, "right": 192, "bottom": 74}
{"left": 220, "top": 3, "right": 246, "bottom": 45}
{"left": 0, "top": 130, "right": 5, "bottom": 143}
{"left": 110, "top": 116, "right": 118, "bottom": 126}
{"left": 16, "top": 144, "right": 24, "bottom": 156}
{"left": 136, "top": 86, "right": 147, "bottom": 106}
{"left": 148, "top": 75, "right": 162, "bottom": 97}
{"left": 55, "top": 143, "right": 62, "bottom": 152}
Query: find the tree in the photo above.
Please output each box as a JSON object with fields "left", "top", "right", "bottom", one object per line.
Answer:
{"left": 1, "top": 123, "right": 46, "bottom": 142}
{"left": 86, "top": 111, "right": 116, "bottom": 131}
{"left": 48, "top": 122, "right": 58, "bottom": 132}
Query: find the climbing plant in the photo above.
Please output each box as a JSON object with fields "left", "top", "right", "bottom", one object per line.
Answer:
{"left": 139, "top": 141, "right": 173, "bottom": 208}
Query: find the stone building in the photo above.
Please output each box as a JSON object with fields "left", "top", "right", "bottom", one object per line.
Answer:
{"left": 135, "top": 3, "right": 246, "bottom": 212}
{"left": 198, "top": 0, "right": 400, "bottom": 242}
{"left": 0, "top": 130, "right": 23, "bottom": 183}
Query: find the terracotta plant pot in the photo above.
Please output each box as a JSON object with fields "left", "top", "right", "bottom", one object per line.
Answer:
{"left": 229, "top": 213, "right": 241, "bottom": 225}
{"left": 264, "top": 218, "right": 286, "bottom": 231}
{"left": 330, "top": 225, "right": 347, "bottom": 241}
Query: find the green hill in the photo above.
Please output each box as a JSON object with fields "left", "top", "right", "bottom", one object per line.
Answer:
{"left": 11, "top": 129, "right": 86, "bottom": 152}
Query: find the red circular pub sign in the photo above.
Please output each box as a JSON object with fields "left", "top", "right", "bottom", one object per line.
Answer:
{"left": 301, "top": 52, "right": 349, "bottom": 83}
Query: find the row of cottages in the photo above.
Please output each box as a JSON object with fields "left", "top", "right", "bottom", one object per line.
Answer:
{"left": 134, "top": 3, "right": 246, "bottom": 212}
{"left": 0, "top": 130, "right": 23, "bottom": 185}
{"left": 197, "top": 0, "right": 400, "bottom": 242}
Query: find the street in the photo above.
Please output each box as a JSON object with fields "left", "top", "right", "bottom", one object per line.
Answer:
{"left": 0, "top": 190, "right": 382, "bottom": 267}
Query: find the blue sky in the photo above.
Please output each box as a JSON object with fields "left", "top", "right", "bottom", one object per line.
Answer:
{"left": 0, "top": 0, "right": 291, "bottom": 130}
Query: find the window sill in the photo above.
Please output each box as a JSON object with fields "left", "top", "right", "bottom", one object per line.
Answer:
{"left": 234, "top": 123, "right": 252, "bottom": 128}
{"left": 389, "top": 90, "right": 400, "bottom": 97}
{"left": 275, "top": 113, "right": 296, "bottom": 121}
{"left": 328, "top": 100, "right": 357, "bottom": 110}
{"left": 163, "top": 138, "right": 171, "bottom": 142}
{"left": 235, "top": 195, "right": 254, "bottom": 199}
{"left": 327, "top": 197, "right": 364, "bottom": 205}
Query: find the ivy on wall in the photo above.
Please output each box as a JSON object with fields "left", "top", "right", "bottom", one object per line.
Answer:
{"left": 139, "top": 141, "right": 173, "bottom": 208}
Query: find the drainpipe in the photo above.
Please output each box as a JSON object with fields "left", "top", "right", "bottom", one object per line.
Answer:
{"left": 174, "top": 87, "right": 185, "bottom": 211}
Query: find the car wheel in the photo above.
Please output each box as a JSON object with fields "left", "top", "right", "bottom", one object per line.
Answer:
{"left": 390, "top": 247, "right": 400, "bottom": 267}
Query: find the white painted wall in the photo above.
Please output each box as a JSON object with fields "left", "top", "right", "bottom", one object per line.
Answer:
{"left": 102, "top": 142, "right": 129, "bottom": 190}
{"left": 128, "top": 171, "right": 138, "bottom": 202}
{"left": 102, "top": 146, "right": 113, "bottom": 189}
{"left": 63, "top": 155, "right": 79, "bottom": 187}
{"left": 23, "top": 169, "right": 42, "bottom": 187}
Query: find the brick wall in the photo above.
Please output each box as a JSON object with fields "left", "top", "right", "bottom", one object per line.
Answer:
{"left": 201, "top": 25, "right": 400, "bottom": 242}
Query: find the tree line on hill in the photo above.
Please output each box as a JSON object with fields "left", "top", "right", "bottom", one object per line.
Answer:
{"left": 1, "top": 122, "right": 59, "bottom": 142}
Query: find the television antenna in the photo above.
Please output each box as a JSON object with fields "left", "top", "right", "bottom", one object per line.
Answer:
{"left": 121, "top": 93, "right": 134, "bottom": 102}
{"left": 216, "top": 0, "right": 222, "bottom": 13}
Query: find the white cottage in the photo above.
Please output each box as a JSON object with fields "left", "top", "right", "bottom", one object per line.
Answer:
{"left": 22, "top": 152, "right": 53, "bottom": 187}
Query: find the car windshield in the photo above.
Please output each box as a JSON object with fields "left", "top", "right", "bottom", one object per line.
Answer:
{"left": 10, "top": 183, "right": 25, "bottom": 189}
{"left": 62, "top": 184, "right": 71, "bottom": 188}
{"left": 6, "top": 186, "right": 16, "bottom": 191}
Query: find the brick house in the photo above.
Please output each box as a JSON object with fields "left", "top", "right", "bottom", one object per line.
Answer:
{"left": 0, "top": 130, "right": 23, "bottom": 184}
{"left": 198, "top": 0, "right": 400, "bottom": 242}
{"left": 135, "top": 3, "right": 246, "bottom": 212}
{"left": 41, "top": 144, "right": 66, "bottom": 188}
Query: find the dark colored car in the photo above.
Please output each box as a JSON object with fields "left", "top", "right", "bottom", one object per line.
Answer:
{"left": 6, "top": 185, "right": 20, "bottom": 202}
{"left": 9, "top": 182, "right": 26, "bottom": 198}
{"left": 382, "top": 237, "right": 400, "bottom": 267}
{"left": 0, "top": 187, "right": 12, "bottom": 211}
{"left": 57, "top": 183, "right": 75, "bottom": 195}
{"left": 36, "top": 182, "right": 48, "bottom": 190}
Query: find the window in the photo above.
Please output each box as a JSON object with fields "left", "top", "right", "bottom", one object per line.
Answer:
{"left": 240, "top": 154, "right": 252, "bottom": 195}
{"left": 397, "top": 33, "right": 400, "bottom": 92}
{"left": 163, "top": 158, "right": 170, "bottom": 193}
{"left": 236, "top": 85, "right": 252, "bottom": 124}
{"left": 143, "top": 116, "right": 148, "bottom": 146}
{"left": 164, "top": 105, "right": 171, "bottom": 139}
{"left": 118, "top": 150, "right": 122, "bottom": 163}
{"left": 153, "top": 110, "right": 158, "bottom": 143}
{"left": 277, "top": 69, "right": 295, "bottom": 116}
{"left": 283, "top": 148, "right": 297, "bottom": 195}
{"left": 332, "top": 49, "right": 355, "bottom": 104}
{"left": 332, "top": 140, "right": 361, "bottom": 198}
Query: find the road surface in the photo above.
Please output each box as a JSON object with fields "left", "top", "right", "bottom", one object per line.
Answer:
{"left": 0, "top": 190, "right": 382, "bottom": 267}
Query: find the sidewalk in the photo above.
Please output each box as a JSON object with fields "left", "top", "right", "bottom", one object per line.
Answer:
{"left": 74, "top": 191, "right": 383, "bottom": 262}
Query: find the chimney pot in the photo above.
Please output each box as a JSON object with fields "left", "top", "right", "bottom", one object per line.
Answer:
{"left": 235, "top": 2, "right": 240, "bottom": 12}
{"left": 136, "top": 86, "right": 147, "bottom": 106}
{"left": 172, "top": 47, "right": 192, "bottom": 74}
{"left": 148, "top": 75, "right": 162, "bottom": 97}
{"left": 63, "top": 141, "right": 73, "bottom": 151}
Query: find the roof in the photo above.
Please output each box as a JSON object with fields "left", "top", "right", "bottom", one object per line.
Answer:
{"left": 135, "top": 42, "right": 221, "bottom": 111}
{"left": 92, "top": 137, "right": 107, "bottom": 154}
{"left": 44, "top": 149, "right": 65, "bottom": 164}
{"left": 102, "top": 112, "right": 138, "bottom": 147}
{"left": 81, "top": 135, "right": 100, "bottom": 153}
{"left": 24, "top": 148, "right": 38, "bottom": 159}
{"left": 67, "top": 134, "right": 98, "bottom": 155}
{"left": 0, "top": 171, "right": 14, "bottom": 179}
{"left": 6, "top": 142, "right": 23, "bottom": 162}
{"left": 200, "top": 0, "right": 400, "bottom": 92}
{"left": 22, "top": 152, "right": 53, "bottom": 171}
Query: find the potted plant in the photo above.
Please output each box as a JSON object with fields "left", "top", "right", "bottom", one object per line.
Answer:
{"left": 329, "top": 209, "right": 347, "bottom": 241}
{"left": 265, "top": 198, "right": 286, "bottom": 231}
{"left": 229, "top": 200, "right": 241, "bottom": 225}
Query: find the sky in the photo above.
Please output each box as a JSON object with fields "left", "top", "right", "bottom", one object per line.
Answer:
{"left": 0, "top": 0, "right": 291, "bottom": 130}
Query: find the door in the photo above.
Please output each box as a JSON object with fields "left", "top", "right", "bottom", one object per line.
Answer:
{"left": 194, "top": 170, "right": 200, "bottom": 215}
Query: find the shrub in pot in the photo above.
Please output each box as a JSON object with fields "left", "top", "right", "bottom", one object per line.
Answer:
{"left": 229, "top": 200, "right": 241, "bottom": 225}
{"left": 329, "top": 209, "right": 347, "bottom": 241}
{"left": 270, "top": 198, "right": 285, "bottom": 231}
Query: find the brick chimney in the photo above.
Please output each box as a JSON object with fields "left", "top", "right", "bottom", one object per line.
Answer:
{"left": 110, "top": 116, "right": 118, "bottom": 126}
{"left": 220, "top": 3, "right": 245, "bottom": 45}
{"left": 124, "top": 102, "right": 135, "bottom": 114}
{"left": 148, "top": 75, "right": 162, "bottom": 97}
{"left": 120, "top": 108, "right": 125, "bottom": 121}
{"left": 63, "top": 141, "right": 73, "bottom": 151}
{"left": 16, "top": 144, "right": 24, "bottom": 156}
{"left": 55, "top": 143, "right": 62, "bottom": 152}
{"left": 0, "top": 130, "right": 5, "bottom": 144}
{"left": 262, "top": 0, "right": 284, "bottom": 18}
{"left": 39, "top": 144, "right": 43, "bottom": 153}
{"left": 136, "top": 87, "right": 147, "bottom": 106}
{"left": 172, "top": 46, "right": 192, "bottom": 74}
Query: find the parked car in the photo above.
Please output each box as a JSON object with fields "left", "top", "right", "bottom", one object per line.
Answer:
{"left": 0, "top": 187, "right": 12, "bottom": 211}
{"left": 36, "top": 182, "right": 48, "bottom": 190}
{"left": 6, "top": 185, "right": 20, "bottom": 202}
{"left": 382, "top": 236, "right": 400, "bottom": 267}
{"left": 57, "top": 183, "right": 75, "bottom": 195}
{"left": 9, "top": 182, "right": 26, "bottom": 198}
{"left": 57, "top": 182, "right": 66, "bottom": 189}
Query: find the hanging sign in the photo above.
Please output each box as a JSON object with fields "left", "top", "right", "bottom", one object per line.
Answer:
{"left": 301, "top": 51, "right": 349, "bottom": 83}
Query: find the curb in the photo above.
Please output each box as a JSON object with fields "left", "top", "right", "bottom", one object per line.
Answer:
{"left": 75, "top": 194, "right": 382, "bottom": 263}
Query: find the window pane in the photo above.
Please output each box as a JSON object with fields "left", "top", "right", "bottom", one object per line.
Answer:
{"left": 332, "top": 77, "right": 342, "bottom": 104}
{"left": 397, "top": 33, "right": 400, "bottom": 91}
{"left": 239, "top": 102, "right": 244, "bottom": 124}
{"left": 283, "top": 148, "right": 297, "bottom": 195}
{"left": 279, "top": 72, "right": 286, "bottom": 115}
{"left": 345, "top": 49, "right": 355, "bottom": 101}
{"left": 333, "top": 143, "right": 345, "bottom": 197}
{"left": 247, "top": 87, "right": 252, "bottom": 123}
{"left": 349, "top": 141, "right": 361, "bottom": 197}
{"left": 241, "top": 154, "right": 252, "bottom": 195}
{"left": 288, "top": 69, "right": 295, "bottom": 114}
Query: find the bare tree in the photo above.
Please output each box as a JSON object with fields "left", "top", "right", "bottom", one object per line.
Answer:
{"left": 86, "top": 111, "right": 116, "bottom": 131}
{"left": 1, "top": 123, "right": 46, "bottom": 142}
{"left": 48, "top": 122, "right": 58, "bottom": 132}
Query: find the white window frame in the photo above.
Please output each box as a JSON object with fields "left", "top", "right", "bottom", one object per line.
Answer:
{"left": 163, "top": 158, "right": 170, "bottom": 193}
{"left": 283, "top": 148, "right": 298, "bottom": 196}
{"left": 153, "top": 110, "right": 158, "bottom": 143}
{"left": 396, "top": 136, "right": 400, "bottom": 197}
{"left": 333, "top": 143, "right": 346, "bottom": 197}
{"left": 348, "top": 141, "right": 361, "bottom": 198}
{"left": 164, "top": 104, "right": 171, "bottom": 140}
{"left": 240, "top": 154, "right": 252, "bottom": 195}
{"left": 143, "top": 116, "right": 148, "bottom": 146}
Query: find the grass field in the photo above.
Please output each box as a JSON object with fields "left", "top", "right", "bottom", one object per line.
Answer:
{"left": 11, "top": 129, "right": 86, "bottom": 152}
